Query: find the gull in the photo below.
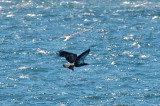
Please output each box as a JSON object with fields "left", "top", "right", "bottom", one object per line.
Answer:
{"left": 54, "top": 27, "right": 94, "bottom": 41}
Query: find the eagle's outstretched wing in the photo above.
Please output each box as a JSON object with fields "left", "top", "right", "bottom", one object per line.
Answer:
{"left": 75, "top": 49, "right": 90, "bottom": 65}
{"left": 57, "top": 50, "right": 77, "bottom": 63}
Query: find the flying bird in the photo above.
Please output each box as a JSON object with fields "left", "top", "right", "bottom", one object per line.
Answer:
{"left": 57, "top": 49, "right": 90, "bottom": 72}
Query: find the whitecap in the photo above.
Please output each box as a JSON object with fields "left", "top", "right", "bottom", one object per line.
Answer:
{"left": 19, "top": 75, "right": 29, "bottom": 79}
{"left": 6, "top": 14, "right": 14, "bottom": 17}
{"left": 27, "top": 14, "right": 36, "bottom": 17}
{"left": 132, "top": 42, "right": 141, "bottom": 48}
{"left": 152, "top": 16, "right": 158, "bottom": 20}
{"left": 62, "top": 92, "right": 68, "bottom": 95}
{"left": 1, "top": 0, "right": 12, "bottom": 3}
{"left": 96, "top": 86, "right": 102, "bottom": 89}
{"left": 32, "top": 39, "right": 36, "bottom": 43}
{"left": 84, "top": 19, "right": 90, "bottom": 22}
{"left": 128, "top": 34, "right": 134, "bottom": 37}
{"left": 60, "top": 104, "right": 66, "bottom": 106}
{"left": 60, "top": 1, "right": 83, "bottom": 5}
{"left": 19, "top": 67, "right": 29, "bottom": 70}
{"left": 123, "top": 1, "right": 130, "bottom": 5}
{"left": 132, "top": 78, "right": 140, "bottom": 81}
{"left": 93, "top": 18, "right": 98, "bottom": 22}
{"left": 84, "top": 12, "right": 94, "bottom": 16}
{"left": 7, "top": 77, "right": 18, "bottom": 81}
{"left": 0, "top": 6, "right": 2, "bottom": 10}
{"left": 129, "top": 54, "right": 134, "bottom": 57}
{"left": 27, "top": 14, "right": 43, "bottom": 17}
{"left": 122, "top": 51, "right": 132, "bottom": 55}
{"left": 111, "top": 61, "right": 116, "bottom": 65}
{"left": 139, "top": 55, "right": 150, "bottom": 59}
{"left": 106, "top": 78, "right": 112, "bottom": 81}
{"left": 137, "top": 100, "right": 144, "bottom": 102}
{"left": 72, "top": 1, "right": 80, "bottom": 4}
{"left": 123, "top": 36, "right": 134, "bottom": 40}
{"left": 37, "top": 48, "right": 50, "bottom": 55}
{"left": 144, "top": 89, "right": 150, "bottom": 91}
{"left": 83, "top": 68, "right": 90, "bottom": 71}
{"left": 111, "top": 93, "right": 116, "bottom": 95}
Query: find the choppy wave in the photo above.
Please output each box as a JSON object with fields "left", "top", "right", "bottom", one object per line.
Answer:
{"left": 0, "top": 0, "right": 160, "bottom": 105}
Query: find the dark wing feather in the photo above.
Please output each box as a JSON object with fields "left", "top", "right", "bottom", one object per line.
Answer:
{"left": 75, "top": 49, "right": 90, "bottom": 64}
{"left": 57, "top": 50, "right": 77, "bottom": 63}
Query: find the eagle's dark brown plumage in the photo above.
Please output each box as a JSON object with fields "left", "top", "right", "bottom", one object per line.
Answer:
{"left": 57, "top": 49, "right": 90, "bottom": 71}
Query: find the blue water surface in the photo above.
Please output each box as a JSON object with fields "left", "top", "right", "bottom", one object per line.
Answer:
{"left": 0, "top": 0, "right": 160, "bottom": 105}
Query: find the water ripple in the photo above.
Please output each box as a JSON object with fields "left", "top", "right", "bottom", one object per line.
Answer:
{"left": 0, "top": 0, "right": 160, "bottom": 105}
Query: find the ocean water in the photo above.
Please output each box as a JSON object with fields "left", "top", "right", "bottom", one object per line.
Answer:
{"left": 0, "top": 0, "right": 160, "bottom": 105}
